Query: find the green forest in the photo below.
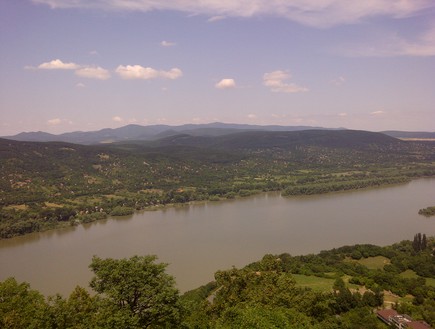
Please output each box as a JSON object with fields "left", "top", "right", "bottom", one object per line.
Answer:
{"left": 1, "top": 129, "right": 435, "bottom": 239}
{"left": 1, "top": 235, "right": 434, "bottom": 328}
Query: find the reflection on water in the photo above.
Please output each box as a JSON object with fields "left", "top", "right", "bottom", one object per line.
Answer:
{"left": 1, "top": 179, "right": 434, "bottom": 296}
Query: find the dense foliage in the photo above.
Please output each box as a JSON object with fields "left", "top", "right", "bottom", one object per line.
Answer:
{"left": 419, "top": 206, "right": 435, "bottom": 217}
{"left": 1, "top": 256, "right": 180, "bottom": 329}
{"left": 181, "top": 235, "right": 435, "bottom": 328}
{"left": 1, "top": 236, "right": 434, "bottom": 328}
{"left": 1, "top": 131, "right": 435, "bottom": 238}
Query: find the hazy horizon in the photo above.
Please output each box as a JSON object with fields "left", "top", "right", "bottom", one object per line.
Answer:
{"left": 3, "top": 121, "right": 435, "bottom": 138}
{"left": 1, "top": 1, "right": 434, "bottom": 135}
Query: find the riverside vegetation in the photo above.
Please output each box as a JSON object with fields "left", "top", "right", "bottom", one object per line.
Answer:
{"left": 1, "top": 129, "right": 435, "bottom": 238}
{"left": 419, "top": 206, "right": 435, "bottom": 217}
{"left": 1, "top": 236, "right": 434, "bottom": 328}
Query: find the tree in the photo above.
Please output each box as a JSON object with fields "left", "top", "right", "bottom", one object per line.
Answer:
{"left": 89, "top": 255, "right": 181, "bottom": 328}
{"left": 45, "top": 286, "right": 100, "bottom": 328}
{"left": 215, "top": 305, "right": 320, "bottom": 329}
{"left": 340, "top": 307, "right": 386, "bottom": 329}
{"left": 422, "top": 234, "right": 428, "bottom": 250}
{"left": 0, "top": 277, "right": 47, "bottom": 329}
{"left": 333, "top": 278, "right": 358, "bottom": 313}
{"left": 412, "top": 233, "right": 428, "bottom": 252}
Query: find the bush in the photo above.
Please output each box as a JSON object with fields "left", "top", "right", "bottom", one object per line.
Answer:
{"left": 110, "top": 206, "right": 134, "bottom": 216}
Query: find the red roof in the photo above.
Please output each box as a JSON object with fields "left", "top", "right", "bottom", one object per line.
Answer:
{"left": 377, "top": 309, "right": 399, "bottom": 320}
{"left": 407, "top": 321, "right": 432, "bottom": 329}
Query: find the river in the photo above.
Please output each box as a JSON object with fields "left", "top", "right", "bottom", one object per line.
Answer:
{"left": 1, "top": 178, "right": 434, "bottom": 296}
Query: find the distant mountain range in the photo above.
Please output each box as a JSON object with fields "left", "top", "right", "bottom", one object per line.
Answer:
{"left": 2, "top": 123, "right": 434, "bottom": 145}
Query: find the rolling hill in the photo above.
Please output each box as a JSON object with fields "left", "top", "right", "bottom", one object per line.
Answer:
{"left": 148, "top": 129, "right": 404, "bottom": 151}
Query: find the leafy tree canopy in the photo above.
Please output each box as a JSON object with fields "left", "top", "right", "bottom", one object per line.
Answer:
{"left": 89, "top": 255, "right": 181, "bottom": 328}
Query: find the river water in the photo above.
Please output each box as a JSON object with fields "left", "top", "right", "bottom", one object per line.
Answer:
{"left": 0, "top": 179, "right": 434, "bottom": 296}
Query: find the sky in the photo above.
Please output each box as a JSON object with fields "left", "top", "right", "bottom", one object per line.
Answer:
{"left": 1, "top": 0, "right": 435, "bottom": 135}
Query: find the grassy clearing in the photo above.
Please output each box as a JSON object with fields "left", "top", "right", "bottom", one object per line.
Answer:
{"left": 140, "top": 189, "right": 164, "bottom": 194}
{"left": 426, "top": 277, "right": 435, "bottom": 287}
{"left": 348, "top": 256, "right": 391, "bottom": 270}
{"left": 44, "top": 202, "right": 64, "bottom": 208}
{"left": 341, "top": 275, "right": 362, "bottom": 290}
{"left": 400, "top": 270, "right": 435, "bottom": 287}
{"left": 297, "top": 170, "right": 313, "bottom": 174}
{"left": 323, "top": 272, "right": 337, "bottom": 279}
{"left": 292, "top": 274, "right": 335, "bottom": 292}
{"left": 383, "top": 292, "right": 414, "bottom": 307}
{"left": 4, "top": 204, "right": 28, "bottom": 210}
{"left": 400, "top": 269, "right": 419, "bottom": 279}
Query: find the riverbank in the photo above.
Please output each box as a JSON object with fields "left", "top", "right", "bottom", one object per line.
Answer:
{"left": 2, "top": 174, "right": 434, "bottom": 240}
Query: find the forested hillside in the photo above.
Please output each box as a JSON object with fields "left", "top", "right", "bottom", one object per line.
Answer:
{"left": 1, "top": 236, "right": 434, "bottom": 328}
{"left": 1, "top": 129, "right": 435, "bottom": 238}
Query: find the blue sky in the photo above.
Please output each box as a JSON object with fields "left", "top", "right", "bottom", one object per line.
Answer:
{"left": 1, "top": 0, "right": 434, "bottom": 135}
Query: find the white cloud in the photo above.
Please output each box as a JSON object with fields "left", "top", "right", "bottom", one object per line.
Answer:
{"left": 32, "top": 0, "right": 434, "bottom": 28}
{"left": 116, "top": 65, "right": 158, "bottom": 79}
{"left": 208, "top": 15, "right": 226, "bottom": 22}
{"left": 371, "top": 110, "right": 386, "bottom": 115}
{"left": 330, "top": 76, "right": 346, "bottom": 85}
{"left": 156, "top": 117, "right": 169, "bottom": 124}
{"left": 112, "top": 116, "right": 123, "bottom": 122}
{"left": 115, "top": 65, "right": 182, "bottom": 80}
{"left": 37, "top": 59, "right": 80, "bottom": 70}
{"left": 263, "top": 70, "right": 308, "bottom": 93}
{"left": 47, "top": 118, "right": 62, "bottom": 125}
{"left": 247, "top": 113, "right": 257, "bottom": 119}
{"left": 31, "top": 61, "right": 182, "bottom": 81}
{"left": 215, "top": 78, "right": 236, "bottom": 89}
{"left": 75, "top": 66, "right": 111, "bottom": 80}
{"left": 160, "top": 68, "right": 183, "bottom": 79}
{"left": 338, "top": 112, "right": 348, "bottom": 117}
{"left": 28, "top": 59, "right": 111, "bottom": 80}
{"left": 75, "top": 82, "right": 86, "bottom": 88}
{"left": 160, "top": 40, "right": 176, "bottom": 47}
{"left": 271, "top": 113, "right": 287, "bottom": 119}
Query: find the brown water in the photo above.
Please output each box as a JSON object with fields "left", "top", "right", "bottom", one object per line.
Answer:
{"left": 0, "top": 178, "right": 434, "bottom": 296}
